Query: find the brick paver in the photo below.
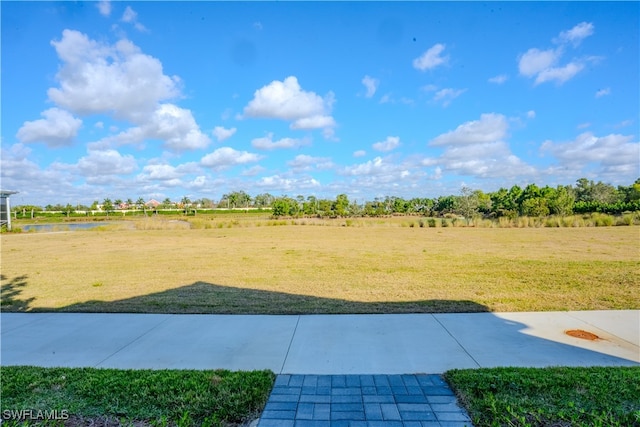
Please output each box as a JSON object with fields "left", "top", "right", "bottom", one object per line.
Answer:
{"left": 258, "top": 375, "right": 473, "bottom": 427}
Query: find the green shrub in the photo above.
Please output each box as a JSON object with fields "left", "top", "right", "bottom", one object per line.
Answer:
{"left": 427, "top": 218, "right": 437, "bottom": 227}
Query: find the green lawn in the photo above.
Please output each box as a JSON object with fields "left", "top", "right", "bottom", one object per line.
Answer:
{"left": 445, "top": 366, "right": 640, "bottom": 427}
{"left": 0, "top": 366, "right": 275, "bottom": 426}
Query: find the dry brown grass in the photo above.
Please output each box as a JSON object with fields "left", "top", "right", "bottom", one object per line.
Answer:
{"left": 1, "top": 224, "right": 638, "bottom": 313}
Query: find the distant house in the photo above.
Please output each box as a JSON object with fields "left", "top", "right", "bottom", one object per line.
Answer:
{"left": 145, "top": 199, "right": 161, "bottom": 208}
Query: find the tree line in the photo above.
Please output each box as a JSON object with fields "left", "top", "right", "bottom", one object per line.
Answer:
{"left": 14, "top": 178, "right": 640, "bottom": 219}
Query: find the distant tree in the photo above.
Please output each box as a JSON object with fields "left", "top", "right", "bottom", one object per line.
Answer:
{"left": 62, "top": 203, "right": 74, "bottom": 218}
{"left": 303, "top": 196, "right": 318, "bottom": 216}
{"left": 434, "top": 195, "right": 457, "bottom": 215}
{"left": 333, "top": 194, "right": 350, "bottom": 217}
{"left": 254, "top": 193, "right": 274, "bottom": 208}
{"left": 457, "top": 186, "right": 479, "bottom": 224}
{"left": 102, "top": 198, "right": 114, "bottom": 217}
{"left": 548, "top": 185, "right": 575, "bottom": 216}
{"left": 521, "top": 197, "right": 550, "bottom": 217}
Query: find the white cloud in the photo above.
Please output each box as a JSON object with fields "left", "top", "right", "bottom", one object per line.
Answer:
{"left": 256, "top": 175, "right": 321, "bottom": 191}
{"left": 121, "top": 6, "right": 147, "bottom": 32}
{"left": 534, "top": 62, "right": 584, "bottom": 85}
{"left": 49, "top": 30, "right": 179, "bottom": 120}
{"left": 201, "top": 147, "right": 262, "bottom": 170}
{"left": 17, "top": 108, "right": 82, "bottom": 147}
{"left": 243, "top": 76, "right": 336, "bottom": 137}
{"left": 556, "top": 22, "right": 594, "bottom": 47}
{"left": 97, "top": 0, "right": 111, "bottom": 17}
{"left": 97, "top": 104, "right": 210, "bottom": 151}
{"left": 353, "top": 150, "right": 367, "bottom": 157}
{"left": 432, "top": 88, "right": 466, "bottom": 106}
{"left": 241, "top": 165, "right": 265, "bottom": 176}
{"left": 372, "top": 136, "right": 400, "bottom": 152}
{"left": 413, "top": 43, "right": 448, "bottom": 71}
{"left": 362, "top": 75, "right": 379, "bottom": 98}
{"left": 77, "top": 149, "right": 137, "bottom": 176}
{"left": 139, "top": 164, "right": 182, "bottom": 181}
{"left": 518, "top": 22, "right": 595, "bottom": 86}
{"left": 595, "top": 88, "right": 611, "bottom": 98}
{"left": 121, "top": 6, "right": 137, "bottom": 22}
{"left": 287, "top": 154, "right": 333, "bottom": 171}
{"left": 344, "top": 156, "right": 386, "bottom": 176}
{"left": 518, "top": 48, "right": 560, "bottom": 77}
{"left": 430, "top": 113, "right": 508, "bottom": 146}
{"left": 251, "top": 133, "right": 311, "bottom": 150}
{"left": 527, "top": 110, "right": 536, "bottom": 119}
{"left": 541, "top": 132, "right": 639, "bottom": 177}
{"left": 212, "top": 126, "right": 237, "bottom": 142}
{"left": 488, "top": 74, "right": 508, "bottom": 84}
{"left": 45, "top": 30, "right": 210, "bottom": 152}
{"left": 425, "top": 113, "right": 535, "bottom": 179}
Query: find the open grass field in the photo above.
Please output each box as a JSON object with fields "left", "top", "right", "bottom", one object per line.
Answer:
{"left": 1, "top": 220, "right": 638, "bottom": 313}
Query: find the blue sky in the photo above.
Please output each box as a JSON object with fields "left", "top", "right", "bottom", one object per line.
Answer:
{"left": 2, "top": 1, "right": 638, "bottom": 206}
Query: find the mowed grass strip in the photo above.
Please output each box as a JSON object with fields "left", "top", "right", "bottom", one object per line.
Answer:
{"left": 1, "top": 225, "right": 638, "bottom": 313}
{"left": 0, "top": 366, "right": 274, "bottom": 426}
{"left": 445, "top": 366, "right": 640, "bottom": 427}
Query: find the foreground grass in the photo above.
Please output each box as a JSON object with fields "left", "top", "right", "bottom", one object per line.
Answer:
{"left": 1, "top": 225, "right": 638, "bottom": 313}
{"left": 0, "top": 366, "right": 274, "bottom": 426}
{"left": 445, "top": 366, "right": 640, "bottom": 427}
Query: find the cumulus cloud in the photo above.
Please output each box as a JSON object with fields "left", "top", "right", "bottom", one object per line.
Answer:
{"left": 251, "top": 133, "right": 311, "bottom": 151}
{"left": 372, "top": 136, "right": 400, "bottom": 152}
{"left": 527, "top": 110, "right": 536, "bottom": 119}
{"left": 139, "top": 164, "right": 182, "bottom": 181}
{"left": 518, "top": 48, "right": 560, "bottom": 77}
{"left": 48, "top": 30, "right": 178, "bottom": 120}
{"left": 344, "top": 156, "right": 386, "bottom": 176}
{"left": 353, "top": 150, "right": 367, "bottom": 157}
{"left": 17, "top": 108, "right": 82, "bottom": 147}
{"left": 430, "top": 113, "right": 508, "bottom": 146}
{"left": 287, "top": 154, "right": 333, "bottom": 171}
{"left": 518, "top": 22, "right": 595, "bottom": 85}
{"left": 413, "top": 43, "right": 448, "bottom": 71}
{"left": 595, "top": 88, "right": 611, "bottom": 98}
{"left": 95, "top": 104, "right": 210, "bottom": 151}
{"left": 488, "top": 74, "right": 508, "bottom": 84}
{"left": 97, "top": 0, "right": 111, "bottom": 17}
{"left": 45, "top": 30, "right": 209, "bottom": 152}
{"left": 426, "top": 113, "right": 535, "bottom": 179}
{"left": 201, "top": 147, "right": 262, "bottom": 170}
{"left": 243, "top": 76, "right": 336, "bottom": 137}
{"left": 362, "top": 75, "right": 379, "bottom": 98}
{"left": 212, "top": 126, "right": 237, "bottom": 142}
{"left": 256, "top": 175, "right": 320, "bottom": 191}
{"left": 541, "top": 132, "right": 639, "bottom": 177}
{"left": 77, "top": 149, "right": 137, "bottom": 176}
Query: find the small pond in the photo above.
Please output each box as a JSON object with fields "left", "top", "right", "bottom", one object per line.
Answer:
{"left": 19, "top": 222, "right": 130, "bottom": 232}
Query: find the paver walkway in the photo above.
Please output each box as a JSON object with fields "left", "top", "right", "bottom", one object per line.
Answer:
{"left": 258, "top": 374, "right": 473, "bottom": 427}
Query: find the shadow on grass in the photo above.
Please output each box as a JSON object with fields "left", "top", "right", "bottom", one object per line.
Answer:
{"left": 0, "top": 276, "right": 489, "bottom": 314}
{"left": 0, "top": 274, "right": 35, "bottom": 312}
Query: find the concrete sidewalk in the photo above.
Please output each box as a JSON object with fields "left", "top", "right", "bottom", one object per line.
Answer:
{"left": 1, "top": 311, "right": 638, "bottom": 373}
